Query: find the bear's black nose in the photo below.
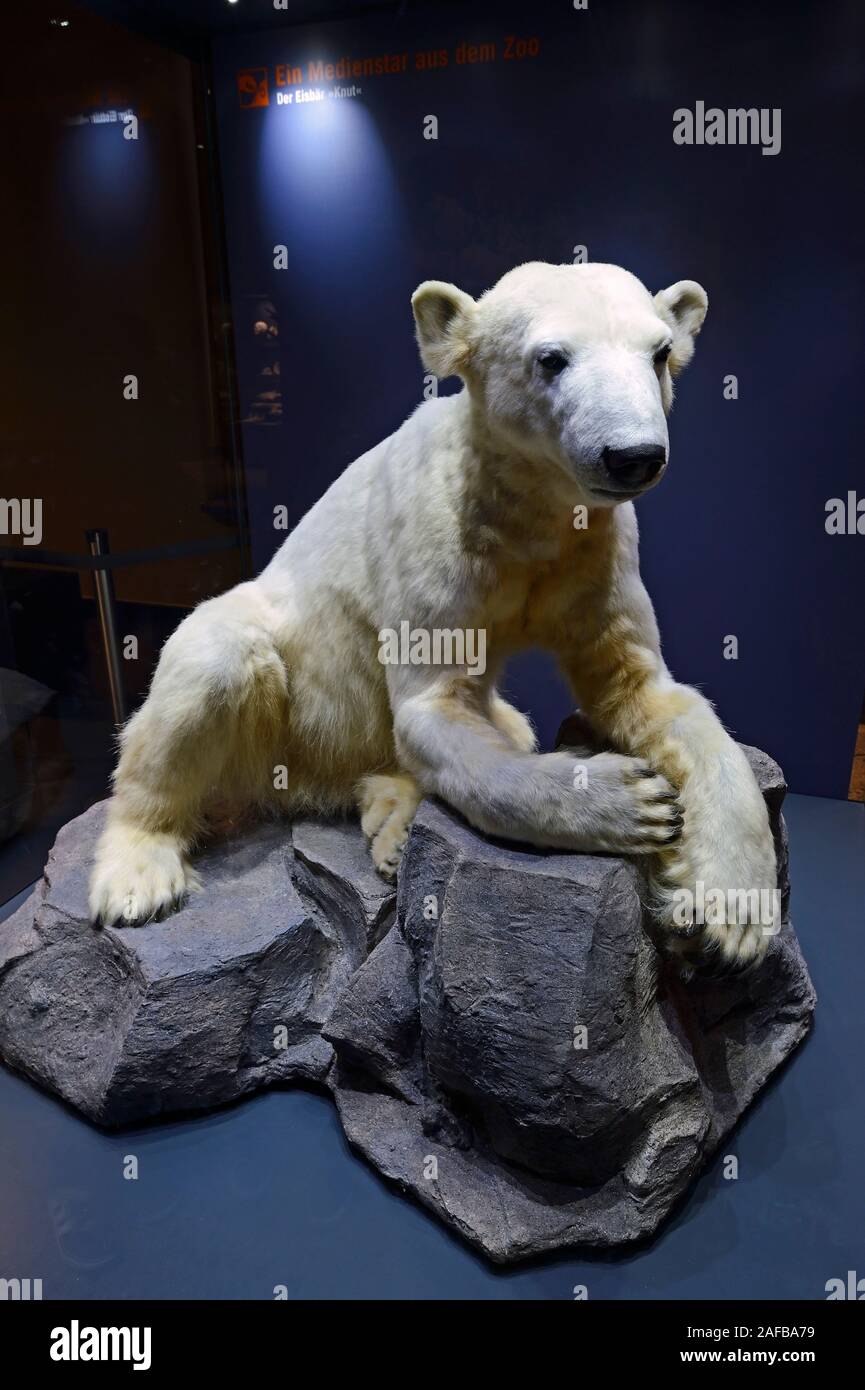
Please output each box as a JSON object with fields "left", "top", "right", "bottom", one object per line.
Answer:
{"left": 602, "top": 444, "right": 666, "bottom": 489}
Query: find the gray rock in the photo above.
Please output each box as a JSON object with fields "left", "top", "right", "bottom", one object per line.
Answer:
{"left": 327, "top": 744, "right": 814, "bottom": 1261}
{"left": 0, "top": 746, "right": 814, "bottom": 1262}
{"left": 0, "top": 803, "right": 384, "bottom": 1125}
{"left": 292, "top": 818, "right": 395, "bottom": 952}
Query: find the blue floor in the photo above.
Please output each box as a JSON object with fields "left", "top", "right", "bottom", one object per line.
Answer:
{"left": 0, "top": 793, "right": 862, "bottom": 1300}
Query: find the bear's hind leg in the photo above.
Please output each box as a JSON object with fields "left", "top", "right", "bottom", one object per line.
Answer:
{"left": 89, "top": 583, "right": 288, "bottom": 926}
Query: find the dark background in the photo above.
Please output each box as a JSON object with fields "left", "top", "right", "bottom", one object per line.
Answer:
{"left": 0, "top": 2, "right": 250, "bottom": 898}
{"left": 211, "top": 0, "right": 865, "bottom": 799}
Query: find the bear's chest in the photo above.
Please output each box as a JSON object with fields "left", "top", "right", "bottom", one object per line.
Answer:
{"left": 479, "top": 523, "right": 613, "bottom": 654}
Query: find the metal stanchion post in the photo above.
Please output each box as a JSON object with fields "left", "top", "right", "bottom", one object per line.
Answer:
{"left": 86, "top": 528, "right": 127, "bottom": 726}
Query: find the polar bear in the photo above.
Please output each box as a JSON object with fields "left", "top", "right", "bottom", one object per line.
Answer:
{"left": 89, "top": 262, "right": 777, "bottom": 970}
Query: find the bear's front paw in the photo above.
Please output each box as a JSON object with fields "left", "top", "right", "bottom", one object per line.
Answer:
{"left": 650, "top": 829, "right": 779, "bottom": 974}
{"left": 358, "top": 772, "right": 420, "bottom": 882}
{"left": 569, "top": 751, "right": 684, "bottom": 855}
{"left": 370, "top": 821, "right": 409, "bottom": 881}
{"left": 89, "top": 822, "right": 200, "bottom": 927}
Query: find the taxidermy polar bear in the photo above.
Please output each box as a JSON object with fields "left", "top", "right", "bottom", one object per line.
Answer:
{"left": 90, "top": 262, "right": 777, "bottom": 970}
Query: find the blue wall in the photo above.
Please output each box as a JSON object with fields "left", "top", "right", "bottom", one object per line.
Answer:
{"left": 212, "top": 0, "right": 865, "bottom": 798}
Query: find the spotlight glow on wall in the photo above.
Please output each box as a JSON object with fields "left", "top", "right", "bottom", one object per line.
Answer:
{"left": 256, "top": 78, "right": 408, "bottom": 307}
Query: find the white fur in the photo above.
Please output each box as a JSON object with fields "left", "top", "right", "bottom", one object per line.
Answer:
{"left": 90, "top": 262, "right": 776, "bottom": 970}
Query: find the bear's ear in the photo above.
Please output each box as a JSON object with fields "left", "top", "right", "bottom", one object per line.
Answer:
{"left": 411, "top": 280, "right": 476, "bottom": 379}
{"left": 653, "top": 280, "right": 708, "bottom": 375}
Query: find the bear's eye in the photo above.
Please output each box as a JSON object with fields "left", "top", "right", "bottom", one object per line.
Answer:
{"left": 537, "top": 349, "right": 569, "bottom": 375}
{"left": 653, "top": 342, "right": 673, "bottom": 367}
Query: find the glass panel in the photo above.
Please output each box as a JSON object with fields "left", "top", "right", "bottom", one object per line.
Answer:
{"left": 0, "top": 3, "right": 246, "bottom": 903}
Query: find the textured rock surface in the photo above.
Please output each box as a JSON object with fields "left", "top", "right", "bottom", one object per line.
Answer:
{"left": 0, "top": 806, "right": 373, "bottom": 1125}
{"left": 0, "top": 746, "right": 814, "bottom": 1261}
{"left": 329, "top": 751, "right": 813, "bottom": 1260}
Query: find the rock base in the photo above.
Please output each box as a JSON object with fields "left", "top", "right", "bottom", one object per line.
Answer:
{"left": 0, "top": 746, "right": 814, "bottom": 1262}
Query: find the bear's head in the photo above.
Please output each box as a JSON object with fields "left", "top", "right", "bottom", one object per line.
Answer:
{"left": 412, "top": 261, "right": 707, "bottom": 507}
